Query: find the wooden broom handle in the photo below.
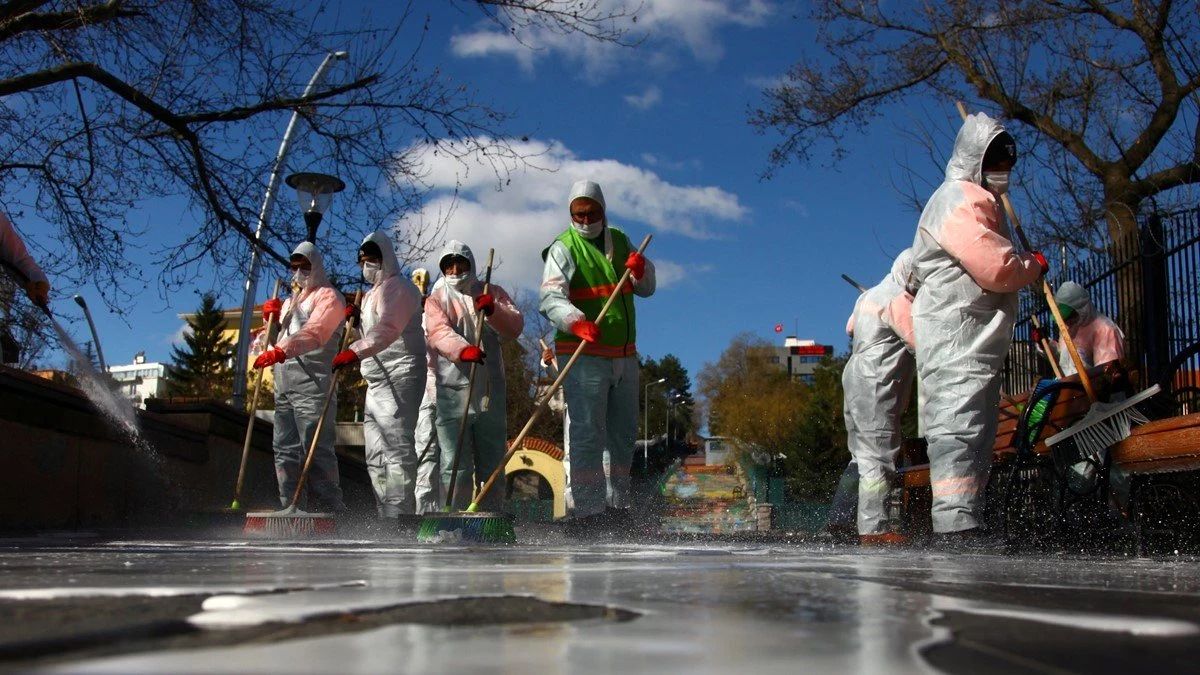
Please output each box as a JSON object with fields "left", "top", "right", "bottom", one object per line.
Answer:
{"left": 469, "top": 234, "right": 653, "bottom": 510}
{"left": 443, "top": 249, "right": 495, "bottom": 509}
{"left": 955, "top": 102, "right": 1096, "bottom": 401}
{"left": 1029, "top": 314, "right": 1065, "bottom": 380}
{"left": 289, "top": 289, "right": 363, "bottom": 508}
{"left": 233, "top": 279, "right": 283, "bottom": 504}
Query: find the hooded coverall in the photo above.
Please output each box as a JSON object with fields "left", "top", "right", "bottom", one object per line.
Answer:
{"left": 910, "top": 113, "right": 1043, "bottom": 534}
{"left": 263, "top": 241, "right": 346, "bottom": 511}
{"left": 425, "top": 241, "right": 524, "bottom": 511}
{"left": 1044, "top": 281, "right": 1125, "bottom": 377}
{"left": 413, "top": 332, "right": 443, "bottom": 514}
{"left": 539, "top": 180, "right": 656, "bottom": 519}
{"left": 349, "top": 230, "right": 426, "bottom": 518}
{"left": 0, "top": 213, "right": 49, "bottom": 362}
{"left": 0, "top": 213, "right": 48, "bottom": 289}
{"left": 842, "top": 250, "right": 916, "bottom": 535}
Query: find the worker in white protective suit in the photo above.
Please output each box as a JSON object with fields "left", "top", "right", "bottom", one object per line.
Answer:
{"left": 0, "top": 212, "right": 51, "bottom": 364}
{"left": 253, "top": 241, "right": 347, "bottom": 512}
{"left": 0, "top": 212, "right": 50, "bottom": 307}
{"left": 910, "top": 112, "right": 1048, "bottom": 548}
{"left": 331, "top": 231, "right": 426, "bottom": 519}
{"left": 842, "top": 249, "right": 917, "bottom": 546}
{"left": 1032, "top": 280, "right": 1125, "bottom": 380}
{"left": 540, "top": 180, "right": 655, "bottom": 532}
{"left": 425, "top": 241, "right": 524, "bottom": 511}
{"left": 410, "top": 268, "right": 444, "bottom": 514}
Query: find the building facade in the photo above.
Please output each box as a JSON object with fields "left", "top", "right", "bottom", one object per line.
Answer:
{"left": 770, "top": 336, "right": 833, "bottom": 385}
{"left": 107, "top": 352, "right": 167, "bottom": 408}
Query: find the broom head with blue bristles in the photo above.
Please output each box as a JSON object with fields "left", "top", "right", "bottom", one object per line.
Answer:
{"left": 417, "top": 511, "right": 515, "bottom": 544}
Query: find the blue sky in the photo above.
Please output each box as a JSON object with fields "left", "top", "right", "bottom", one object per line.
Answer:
{"left": 29, "top": 1, "right": 942, "bottom": 392}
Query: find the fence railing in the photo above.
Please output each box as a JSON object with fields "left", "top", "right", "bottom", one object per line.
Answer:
{"left": 1003, "top": 207, "right": 1200, "bottom": 398}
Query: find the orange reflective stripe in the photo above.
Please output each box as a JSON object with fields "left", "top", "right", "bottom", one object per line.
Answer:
{"left": 931, "top": 477, "right": 980, "bottom": 498}
{"left": 567, "top": 281, "right": 632, "bottom": 302}
{"left": 555, "top": 340, "right": 637, "bottom": 358}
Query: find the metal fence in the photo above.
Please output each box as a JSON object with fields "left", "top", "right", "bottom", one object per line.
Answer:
{"left": 1003, "top": 206, "right": 1200, "bottom": 402}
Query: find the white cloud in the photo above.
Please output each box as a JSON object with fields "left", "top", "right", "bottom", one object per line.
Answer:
{"left": 449, "top": 0, "right": 774, "bottom": 75}
{"left": 624, "top": 85, "right": 662, "bottom": 110}
{"left": 392, "top": 137, "right": 745, "bottom": 294}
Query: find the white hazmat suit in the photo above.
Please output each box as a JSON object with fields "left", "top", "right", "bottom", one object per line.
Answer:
{"left": 910, "top": 113, "right": 1043, "bottom": 534}
{"left": 349, "top": 230, "right": 426, "bottom": 518}
{"left": 425, "top": 241, "right": 524, "bottom": 511}
{"left": 263, "top": 241, "right": 346, "bottom": 511}
{"left": 842, "top": 250, "right": 916, "bottom": 535}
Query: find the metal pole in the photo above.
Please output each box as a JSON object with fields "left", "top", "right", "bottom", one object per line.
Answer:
{"left": 644, "top": 378, "right": 664, "bottom": 473}
{"left": 230, "top": 51, "right": 349, "bottom": 408}
{"left": 73, "top": 295, "right": 106, "bottom": 372}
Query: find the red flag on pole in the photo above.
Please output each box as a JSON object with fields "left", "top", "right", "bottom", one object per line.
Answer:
{"left": 774, "top": 323, "right": 783, "bottom": 333}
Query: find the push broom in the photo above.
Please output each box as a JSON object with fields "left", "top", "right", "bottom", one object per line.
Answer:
{"left": 418, "top": 234, "right": 653, "bottom": 544}
{"left": 437, "top": 249, "right": 494, "bottom": 515}
{"left": 229, "top": 279, "right": 282, "bottom": 512}
{"left": 244, "top": 290, "right": 363, "bottom": 537}
{"left": 954, "top": 102, "right": 1160, "bottom": 480}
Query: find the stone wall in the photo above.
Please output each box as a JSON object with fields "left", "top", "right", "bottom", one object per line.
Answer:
{"left": 0, "top": 366, "right": 373, "bottom": 532}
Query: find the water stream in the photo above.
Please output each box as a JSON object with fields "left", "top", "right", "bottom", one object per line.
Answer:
{"left": 48, "top": 315, "right": 142, "bottom": 443}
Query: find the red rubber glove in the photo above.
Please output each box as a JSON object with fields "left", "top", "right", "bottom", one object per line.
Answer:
{"left": 1032, "top": 252, "right": 1048, "bottom": 276}
{"left": 625, "top": 252, "right": 646, "bottom": 280}
{"left": 253, "top": 346, "right": 286, "bottom": 369}
{"left": 332, "top": 349, "right": 359, "bottom": 370}
{"left": 570, "top": 319, "right": 600, "bottom": 343}
{"left": 460, "top": 345, "right": 485, "bottom": 363}
{"left": 1031, "top": 327, "right": 1042, "bottom": 344}
{"left": 25, "top": 280, "right": 49, "bottom": 307}
{"left": 344, "top": 303, "right": 360, "bottom": 324}
{"left": 262, "top": 298, "right": 283, "bottom": 324}
{"left": 474, "top": 292, "right": 495, "bottom": 316}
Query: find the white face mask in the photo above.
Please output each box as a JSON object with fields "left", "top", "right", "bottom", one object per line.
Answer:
{"left": 983, "top": 171, "right": 1010, "bottom": 195}
{"left": 362, "top": 262, "right": 382, "bottom": 285}
{"left": 445, "top": 273, "right": 470, "bottom": 292}
{"left": 571, "top": 219, "right": 604, "bottom": 239}
{"left": 291, "top": 269, "right": 311, "bottom": 292}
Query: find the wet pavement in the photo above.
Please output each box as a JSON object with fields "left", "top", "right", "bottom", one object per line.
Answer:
{"left": 1, "top": 526, "right": 1199, "bottom": 674}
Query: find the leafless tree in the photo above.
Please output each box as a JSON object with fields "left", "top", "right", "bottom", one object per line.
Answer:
{"left": 0, "top": 0, "right": 630, "bottom": 317}
{"left": 750, "top": 1, "right": 1200, "bottom": 252}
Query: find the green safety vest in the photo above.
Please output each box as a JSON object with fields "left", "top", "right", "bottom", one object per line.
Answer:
{"left": 552, "top": 226, "right": 637, "bottom": 358}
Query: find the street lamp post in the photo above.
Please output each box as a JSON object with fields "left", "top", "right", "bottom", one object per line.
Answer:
{"left": 644, "top": 377, "right": 666, "bottom": 472}
{"left": 230, "top": 50, "right": 349, "bottom": 409}
{"left": 665, "top": 391, "right": 685, "bottom": 461}
{"left": 285, "top": 171, "right": 346, "bottom": 244}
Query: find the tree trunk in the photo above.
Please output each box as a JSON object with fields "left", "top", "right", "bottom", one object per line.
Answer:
{"left": 1105, "top": 198, "right": 1143, "bottom": 375}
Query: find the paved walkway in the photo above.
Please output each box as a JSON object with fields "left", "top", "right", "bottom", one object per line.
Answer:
{"left": 2, "top": 529, "right": 1199, "bottom": 673}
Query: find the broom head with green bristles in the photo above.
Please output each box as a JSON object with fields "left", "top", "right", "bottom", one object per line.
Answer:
{"left": 416, "top": 511, "right": 515, "bottom": 544}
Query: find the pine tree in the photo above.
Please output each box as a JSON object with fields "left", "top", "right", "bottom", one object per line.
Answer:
{"left": 166, "top": 293, "right": 235, "bottom": 399}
